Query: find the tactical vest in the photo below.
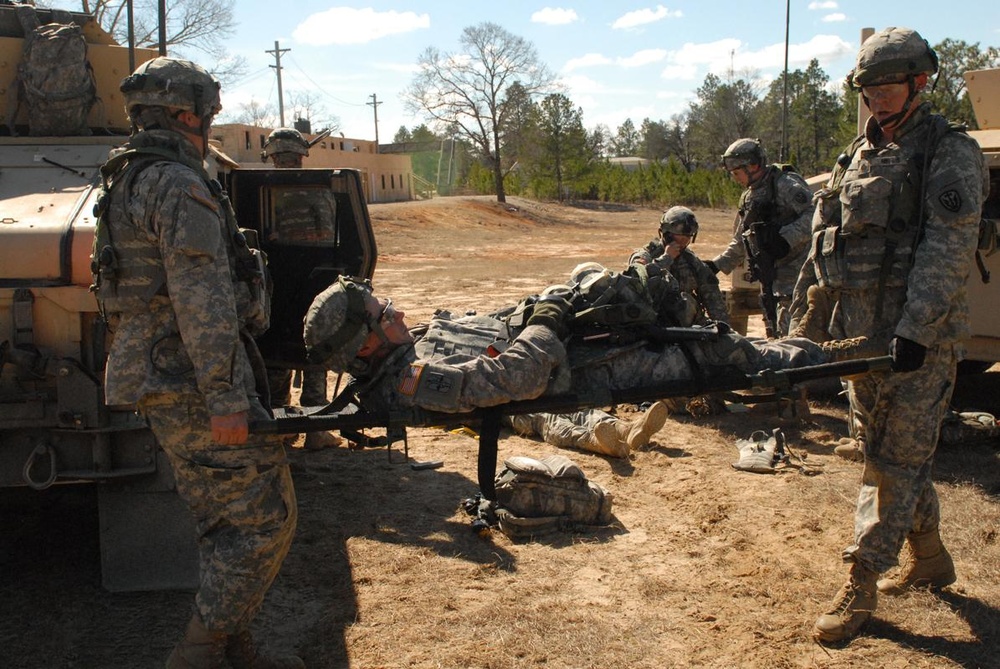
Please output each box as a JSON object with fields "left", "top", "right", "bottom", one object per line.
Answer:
{"left": 810, "top": 116, "right": 958, "bottom": 308}
{"left": 413, "top": 312, "right": 517, "bottom": 361}
{"left": 737, "top": 163, "right": 805, "bottom": 228}
{"left": 91, "top": 134, "right": 269, "bottom": 330}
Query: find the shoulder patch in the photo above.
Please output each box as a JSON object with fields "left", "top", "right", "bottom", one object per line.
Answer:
{"left": 186, "top": 182, "right": 220, "bottom": 213}
{"left": 938, "top": 189, "right": 962, "bottom": 213}
{"left": 794, "top": 190, "right": 810, "bottom": 204}
{"left": 398, "top": 363, "right": 424, "bottom": 396}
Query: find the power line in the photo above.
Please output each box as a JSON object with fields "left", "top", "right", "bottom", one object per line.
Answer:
{"left": 285, "top": 54, "right": 368, "bottom": 107}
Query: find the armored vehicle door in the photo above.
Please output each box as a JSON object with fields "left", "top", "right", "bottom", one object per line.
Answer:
{"left": 226, "top": 167, "right": 378, "bottom": 367}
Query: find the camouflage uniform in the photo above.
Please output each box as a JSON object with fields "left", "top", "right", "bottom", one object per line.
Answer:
{"left": 508, "top": 409, "right": 616, "bottom": 450}
{"left": 798, "top": 102, "right": 988, "bottom": 574}
{"left": 630, "top": 242, "right": 729, "bottom": 325}
{"left": 713, "top": 164, "right": 814, "bottom": 332}
{"left": 101, "top": 128, "right": 297, "bottom": 633}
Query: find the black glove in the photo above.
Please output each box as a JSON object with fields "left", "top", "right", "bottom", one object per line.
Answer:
{"left": 756, "top": 225, "right": 790, "bottom": 260}
{"left": 705, "top": 260, "right": 720, "bottom": 275}
{"left": 526, "top": 296, "right": 574, "bottom": 338}
{"left": 889, "top": 336, "right": 927, "bottom": 373}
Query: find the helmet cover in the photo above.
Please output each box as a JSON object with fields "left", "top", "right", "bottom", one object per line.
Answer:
{"left": 722, "top": 138, "right": 765, "bottom": 171}
{"left": 849, "top": 27, "right": 938, "bottom": 89}
{"left": 120, "top": 57, "right": 222, "bottom": 118}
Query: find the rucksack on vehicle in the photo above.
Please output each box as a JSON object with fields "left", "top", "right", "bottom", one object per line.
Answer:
{"left": 6, "top": 6, "right": 98, "bottom": 136}
{"left": 491, "top": 454, "right": 613, "bottom": 539}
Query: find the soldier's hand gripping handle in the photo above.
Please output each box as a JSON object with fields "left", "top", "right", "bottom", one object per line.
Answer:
{"left": 211, "top": 411, "right": 250, "bottom": 445}
{"left": 889, "top": 336, "right": 927, "bottom": 373}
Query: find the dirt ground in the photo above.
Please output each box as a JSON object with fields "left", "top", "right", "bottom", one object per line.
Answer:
{"left": 3, "top": 196, "right": 1000, "bottom": 668}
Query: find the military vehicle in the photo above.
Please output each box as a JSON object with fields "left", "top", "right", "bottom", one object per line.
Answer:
{"left": 0, "top": 4, "right": 376, "bottom": 590}
{"left": 725, "top": 65, "right": 1000, "bottom": 373}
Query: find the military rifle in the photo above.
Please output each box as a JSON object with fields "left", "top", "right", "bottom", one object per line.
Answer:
{"left": 739, "top": 201, "right": 781, "bottom": 339}
{"left": 252, "top": 355, "right": 893, "bottom": 500}
{"left": 306, "top": 127, "right": 334, "bottom": 149}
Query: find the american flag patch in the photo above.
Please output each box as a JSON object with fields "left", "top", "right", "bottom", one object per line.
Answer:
{"left": 398, "top": 363, "right": 424, "bottom": 396}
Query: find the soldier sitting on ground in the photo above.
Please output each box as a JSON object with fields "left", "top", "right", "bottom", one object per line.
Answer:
{"left": 630, "top": 206, "right": 729, "bottom": 326}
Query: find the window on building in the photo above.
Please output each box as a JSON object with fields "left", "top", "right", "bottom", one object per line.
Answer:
{"left": 381, "top": 174, "right": 386, "bottom": 189}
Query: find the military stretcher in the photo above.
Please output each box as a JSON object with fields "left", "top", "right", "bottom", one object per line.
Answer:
{"left": 251, "top": 355, "right": 892, "bottom": 500}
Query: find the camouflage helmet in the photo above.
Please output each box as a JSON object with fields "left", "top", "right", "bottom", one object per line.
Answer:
{"left": 848, "top": 27, "right": 938, "bottom": 89}
{"left": 303, "top": 277, "right": 377, "bottom": 373}
{"left": 263, "top": 127, "right": 310, "bottom": 158}
{"left": 120, "top": 57, "right": 222, "bottom": 118}
{"left": 722, "top": 138, "right": 765, "bottom": 171}
{"left": 659, "top": 206, "right": 698, "bottom": 241}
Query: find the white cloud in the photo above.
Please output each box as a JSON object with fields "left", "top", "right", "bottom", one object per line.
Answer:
{"left": 559, "top": 73, "right": 606, "bottom": 95}
{"left": 659, "top": 38, "right": 743, "bottom": 81}
{"left": 617, "top": 49, "right": 668, "bottom": 68}
{"left": 808, "top": 1, "right": 838, "bottom": 9}
{"left": 822, "top": 13, "right": 847, "bottom": 23}
{"left": 563, "top": 53, "right": 612, "bottom": 72}
{"left": 611, "top": 5, "right": 683, "bottom": 30}
{"left": 659, "top": 34, "right": 852, "bottom": 81}
{"left": 293, "top": 8, "right": 430, "bottom": 45}
{"left": 531, "top": 7, "right": 579, "bottom": 25}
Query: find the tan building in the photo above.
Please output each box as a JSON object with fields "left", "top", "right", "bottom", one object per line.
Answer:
{"left": 211, "top": 123, "right": 414, "bottom": 203}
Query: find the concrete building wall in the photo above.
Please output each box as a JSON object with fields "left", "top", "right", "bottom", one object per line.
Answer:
{"left": 211, "top": 123, "right": 414, "bottom": 203}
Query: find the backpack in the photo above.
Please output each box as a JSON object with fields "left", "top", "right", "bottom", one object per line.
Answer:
{"left": 491, "top": 454, "right": 613, "bottom": 539}
{"left": 6, "top": 6, "right": 98, "bottom": 136}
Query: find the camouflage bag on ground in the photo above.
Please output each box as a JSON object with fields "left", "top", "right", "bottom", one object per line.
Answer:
{"left": 6, "top": 6, "right": 97, "bottom": 136}
{"left": 492, "top": 454, "right": 613, "bottom": 539}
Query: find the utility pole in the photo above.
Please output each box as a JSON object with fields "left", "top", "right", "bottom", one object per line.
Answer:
{"left": 266, "top": 41, "right": 290, "bottom": 127}
{"left": 367, "top": 93, "right": 382, "bottom": 152}
{"left": 780, "top": 0, "right": 790, "bottom": 162}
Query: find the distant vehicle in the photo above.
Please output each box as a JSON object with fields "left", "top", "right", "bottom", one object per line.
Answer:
{"left": 0, "top": 5, "right": 376, "bottom": 591}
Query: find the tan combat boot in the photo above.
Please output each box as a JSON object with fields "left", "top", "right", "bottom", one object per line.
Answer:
{"left": 617, "top": 401, "right": 668, "bottom": 450}
{"left": 303, "top": 430, "right": 343, "bottom": 450}
{"left": 833, "top": 437, "right": 864, "bottom": 462}
{"left": 590, "top": 421, "right": 629, "bottom": 457}
{"left": 165, "top": 612, "right": 227, "bottom": 669}
{"left": 877, "top": 529, "right": 956, "bottom": 595}
{"left": 226, "top": 629, "right": 305, "bottom": 669}
{"left": 813, "top": 562, "right": 879, "bottom": 643}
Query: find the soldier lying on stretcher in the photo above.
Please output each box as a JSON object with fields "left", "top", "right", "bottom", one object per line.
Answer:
{"left": 299, "top": 263, "right": 873, "bottom": 455}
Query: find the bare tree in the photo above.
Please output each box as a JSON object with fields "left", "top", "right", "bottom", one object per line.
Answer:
{"left": 46, "top": 0, "right": 246, "bottom": 82}
{"left": 404, "top": 22, "right": 556, "bottom": 202}
{"left": 287, "top": 90, "right": 341, "bottom": 134}
{"left": 223, "top": 99, "right": 276, "bottom": 128}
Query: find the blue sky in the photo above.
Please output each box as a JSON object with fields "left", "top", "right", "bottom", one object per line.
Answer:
{"left": 50, "top": 1, "right": 1000, "bottom": 140}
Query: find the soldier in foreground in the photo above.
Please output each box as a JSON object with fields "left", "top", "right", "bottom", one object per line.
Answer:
{"left": 708, "top": 138, "right": 813, "bottom": 337}
{"left": 261, "top": 127, "right": 343, "bottom": 451}
{"left": 630, "top": 206, "right": 729, "bottom": 326}
{"left": 93, "top": 58, "right": 300, "bottom": 668}
{"left": 792, "top": 28, "right": 990, "bottom": 643}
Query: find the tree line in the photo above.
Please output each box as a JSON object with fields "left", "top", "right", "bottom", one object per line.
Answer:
{"left": 401, "top": 22, "right": 999, "bottom": 207}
